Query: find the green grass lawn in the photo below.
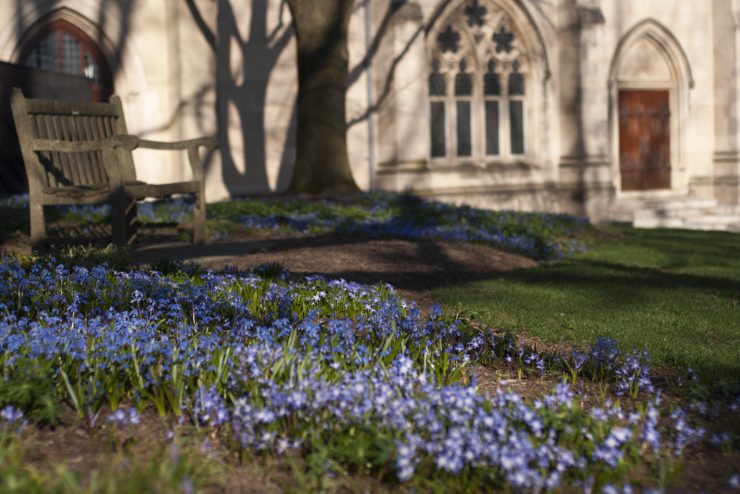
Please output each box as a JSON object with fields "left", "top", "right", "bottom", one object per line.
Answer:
{"left": 438, "top": 227, "right": 740, "bottom": 388}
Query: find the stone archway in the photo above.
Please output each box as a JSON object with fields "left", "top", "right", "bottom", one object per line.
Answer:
{"left": 18, "top": 17, "right": 113, "bottom": 101}
{"left": 609, "top": 19, "right": 694, "bottom": 195}
{"left": 3, "top": 4, "right": 150, "bottom": 107}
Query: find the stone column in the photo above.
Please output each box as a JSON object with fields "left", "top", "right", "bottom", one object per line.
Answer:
{"left": 557, "top": 0, "right": 613, "bottom": 220}
{"left": 713, "top": 0, "right": 740, "bottom": 204}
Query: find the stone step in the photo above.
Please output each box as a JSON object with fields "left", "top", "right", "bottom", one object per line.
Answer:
{"left": 634, "top": 220, "right": 740, "bottom": 231}
{"left": 613, "top": 197, "right": 717, "bottom": 213}
{"left": 633, "top": 207, "right": 740, "bottom": 221}
{"left": 633, "top": 213, "right": 740, "bottom": 231}
{"left": 712, "top": 204, "right": 740, "bottom": 215}
{"left": 633, "top": 218, "right": 685, "bottom": 229}
{"left": 633, "top": 208, "right": 705, "bottom": 221}
{"left": 640, "top": 197, "right": 718, "bottom": 210}
{"left": 609, "top": 195, "right": 740, "bottom": 232}
{"left": 681, "top": 214, "right": 740, "bottom": 225}
{"left": 681, "top": 221, "right": 740, "bottom": 232}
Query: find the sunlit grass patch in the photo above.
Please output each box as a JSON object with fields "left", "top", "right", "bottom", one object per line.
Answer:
{"left": 438, "top": 227, "right": 740, "bottom": 390}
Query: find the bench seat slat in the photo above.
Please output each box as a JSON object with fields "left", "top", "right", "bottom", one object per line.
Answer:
{"left": 123, "top": 181, "right": 200, "bottom": 200}
{"left": 43, "top": 184, "right": 108, "bottom": 195}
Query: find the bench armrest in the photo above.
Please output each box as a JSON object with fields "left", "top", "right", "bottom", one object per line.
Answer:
{"left": 133, "top": 136, "right": 218, "bottom": 181}
{"left": 31, "top": 135, "right": 218, "bottom": 153}
{"left": 135, "top": 136, "right": 218, "bottom": 152}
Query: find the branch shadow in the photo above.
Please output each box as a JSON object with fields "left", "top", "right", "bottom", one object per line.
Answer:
{"left": 131, "top": 233, "right": 528, "bottom": 294}
{"left": 214, "top": 0, "right": 295, "bottom": 195}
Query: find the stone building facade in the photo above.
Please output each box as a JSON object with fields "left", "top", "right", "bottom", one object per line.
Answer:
{"left": 1, "top": 1, "right": 739, "bottom": 225}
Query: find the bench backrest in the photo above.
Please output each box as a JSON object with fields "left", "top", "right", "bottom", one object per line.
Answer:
{"left": 10, "top": 89, "right": 137, "bottom": 193}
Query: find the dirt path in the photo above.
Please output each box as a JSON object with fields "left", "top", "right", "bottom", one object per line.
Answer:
{"left": 132, "top": 235, "right": 537, "bottom": 309}
{"left": 2, "top": 228, "right": 536, "bottom": 307}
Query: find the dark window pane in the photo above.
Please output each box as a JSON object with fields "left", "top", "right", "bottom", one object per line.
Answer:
{"left": 430, "top": 101, "right": 446, "bottom": 157}
{"left": 455, "top": 72, "right": 472, "bottom": 96}
{"left": 437, "top": 25, "right": 460, "bottom": 53}
{"left": 509, "top": 72, "right": 525, "bottom": 96}
{"left": 26, "top": 33, "right": 57, "bottom": 71}
{"left": 62, "top": 32, "right": 80, "bottom": 75}
{"left": 484, "top": 72, "right": 500, "bottom": 95}
{"left": 41, "top": 34, "right": 58, "bottom": 71}
{"left": 510, "top": 100, "right": 525, "bottom": 154}
{"left": 457, "top": 101, "right": 472, "bottom": 156}
{"left": 429, "top": 72, "right": 446, "bottom": 96}
{"left": 493, "top": 26, "right": 515, "bottom": 53}
{"left": 485, "top": 100, "right": 499, "bottom": 155}
{"left": 465, "top": 0, "right": 487, "bottom": 27}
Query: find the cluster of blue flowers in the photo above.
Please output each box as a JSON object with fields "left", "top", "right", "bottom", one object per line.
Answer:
{"left": 0, "top": 193, "right": 590, "bottom": 260}
{"left": 0, "top": 257, "right": 708, "bottom": 490}
{"left": 1, "top": 404, "right": 24, "bottom": 426}
{"left": 228, "top": 193, "right": 590, "bottom": 260}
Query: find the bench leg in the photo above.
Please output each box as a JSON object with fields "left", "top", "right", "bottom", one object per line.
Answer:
{"left": 112, "top": 192, "right": 136, "bottom": 247}
{"left": 193, "top": 192, "right": 206, "bottom": 245}
{"left": 126, "top": 201, "right": 139, "bottom": 245}
{"left": 29, "top": 203, "right": 46, "bottom": 253}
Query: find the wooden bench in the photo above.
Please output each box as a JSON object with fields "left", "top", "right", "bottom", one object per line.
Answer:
{"left": 9, "top": 88, "right": 217, "bottom": 250}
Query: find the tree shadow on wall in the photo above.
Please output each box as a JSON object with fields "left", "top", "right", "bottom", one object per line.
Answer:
{"left": 191, "top": 0, "right": 423, "bottom": 197}
{"left": 213, "top": 0, "right": 296, "bottom": 196}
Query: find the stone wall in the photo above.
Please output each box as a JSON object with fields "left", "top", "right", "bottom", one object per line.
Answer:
{"left": 0, "top": 0, "right": 736, "bottom": 218}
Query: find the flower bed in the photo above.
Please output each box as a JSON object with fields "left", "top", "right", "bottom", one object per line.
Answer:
{"left": 0, "top": 192, "right": 592, "bottom": 260}
{"left": 0, "top": 257, "right": 715, "bottom": 492}
{"left": 209, "top": 192, "right": 591, "bottom": 260}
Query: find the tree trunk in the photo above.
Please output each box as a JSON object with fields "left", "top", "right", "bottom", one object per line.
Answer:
{"left": 286, "top": 0, "right": 359, "bottom": 195}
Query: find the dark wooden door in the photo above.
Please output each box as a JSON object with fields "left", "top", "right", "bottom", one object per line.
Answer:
{"left": 618, "top": 90, "right": 671, "bottom": 190}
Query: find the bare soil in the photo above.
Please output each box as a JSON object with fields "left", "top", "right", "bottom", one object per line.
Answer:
{"left": 131, "top": 233, "right": 537, "bottom": 310}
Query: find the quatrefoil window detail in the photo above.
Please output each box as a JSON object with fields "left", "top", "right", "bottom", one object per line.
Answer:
{"left": 493, "top": 25, "right": 515, "bottom": 53}
{"left": 464, "top": 0, "right": 487, "bottom": 28}
{"left": 437, "top": 25, "right": 461, "bottom": 53}
{"left": 428, "top": 2, "right": 531, "bottom": 160}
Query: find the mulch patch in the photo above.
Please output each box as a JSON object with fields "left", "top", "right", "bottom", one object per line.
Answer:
{"left": 2, "top": 229, "right": 536, "bottom": 311}
{"left": 194, "top": 237, "right": 537, "bottom": 308}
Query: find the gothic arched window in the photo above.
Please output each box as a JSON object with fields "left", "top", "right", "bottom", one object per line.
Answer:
{"left": 428, "top": 1, "right": 531, "bottom": 161}
{"left": 429, "top": 59, "right": 447, "bottom": 158}
{"left": 20, "top": 19, "right": 113, "bottom": 101}
{"left": 455, "top": 59, "right": 473, "bottom": 156}
{"left": 484, "top": 60, "right": 501, "bottom": 155}
{"left": 508, "top": 59, "right": 526, "bottom": 155}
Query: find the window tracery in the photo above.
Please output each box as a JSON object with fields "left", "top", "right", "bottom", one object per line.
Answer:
{"left": 428, "top": 0, "right": 531, "bottom": 162}
{"left": 464, "top": 0, "right": 487, "bottom": 28}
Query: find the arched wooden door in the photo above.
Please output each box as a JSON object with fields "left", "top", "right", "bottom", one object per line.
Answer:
{"left": 618, "top": 90, "right": 671, "bottom": 191}
{"left": 20, "top": 19, "right": 113, "bottom": 102}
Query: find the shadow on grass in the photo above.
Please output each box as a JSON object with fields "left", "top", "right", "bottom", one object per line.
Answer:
{"left": 437, "top": 228, "right": 740, "bottom": 387}
{"left": 500, "top": 259, "right": 740, "bottom": 305}
{"left": 597, "top": 227, "right": 740, "bottom": 272}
